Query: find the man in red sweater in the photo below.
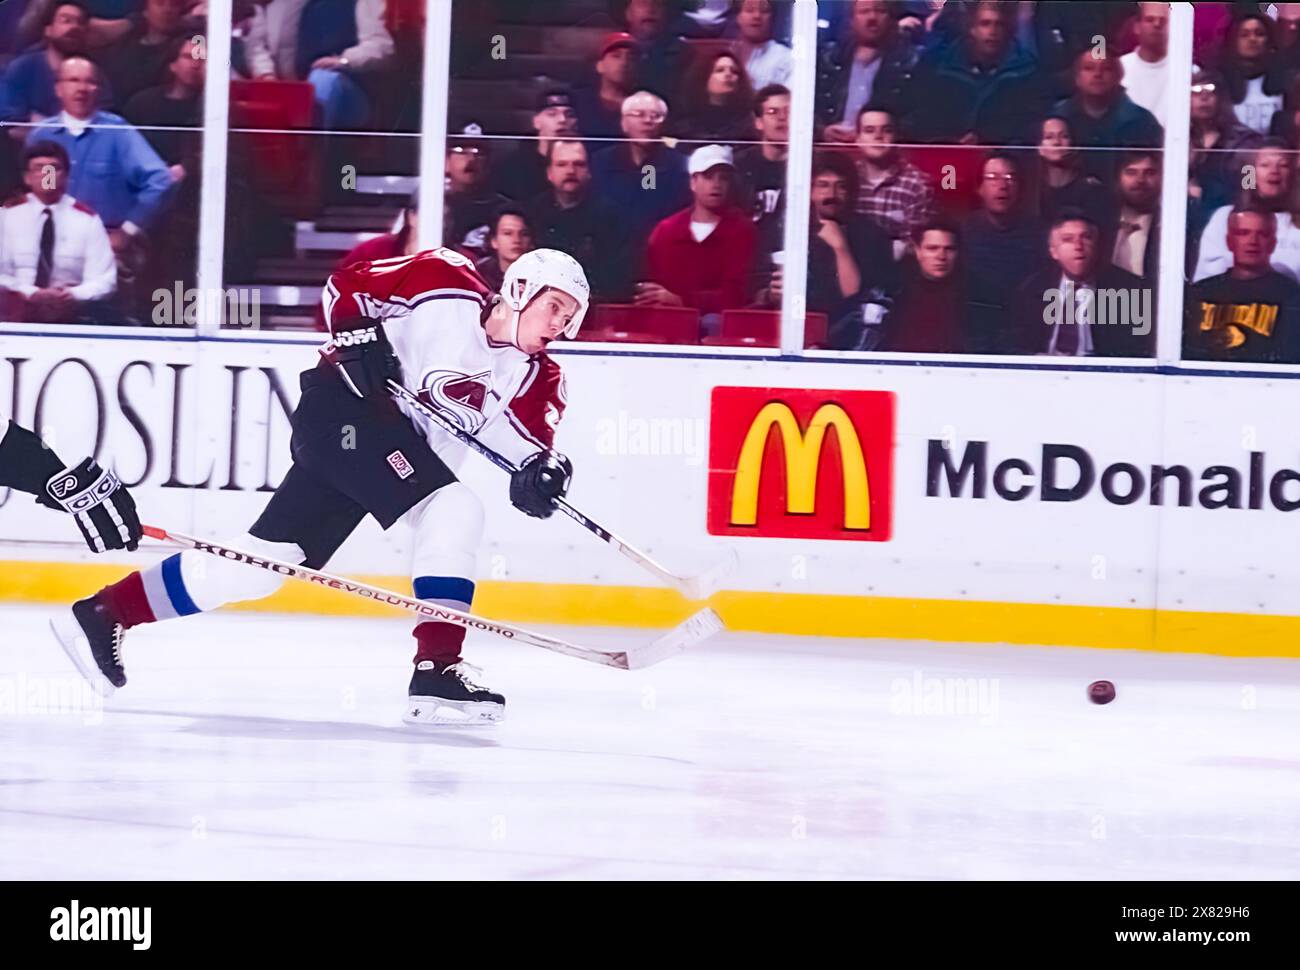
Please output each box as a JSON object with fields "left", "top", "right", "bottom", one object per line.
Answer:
{"left": 637, "top": 144, "right": 757, "bottom": 334}
{"left": 882, "top": 220, "right": 968, "bottom": 353}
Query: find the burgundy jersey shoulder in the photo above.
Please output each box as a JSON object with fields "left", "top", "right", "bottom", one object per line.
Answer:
{"left": 507, "top": 352, "right": 567, "bottom": 450}
{"left": 322, "top": 247, "right": 494, "bottom": 330}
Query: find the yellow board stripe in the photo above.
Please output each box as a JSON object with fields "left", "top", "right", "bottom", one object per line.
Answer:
{"left": 1, "top": 560, "right": 1296, "bottom": 658}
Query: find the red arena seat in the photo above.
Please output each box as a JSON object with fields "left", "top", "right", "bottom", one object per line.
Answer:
{"left": 701, "top": 310, "right": 830, "bottom": 349}
{"left": 578, "top": 305, "right": 702, "bottom": 344}
{"left": 229, "top": 80, "right": 319, "bottom": 218}
{"left": 905, "top": 145, "right": 982, "bottom": 214}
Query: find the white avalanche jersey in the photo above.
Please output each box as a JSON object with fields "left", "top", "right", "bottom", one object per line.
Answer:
{"left": 320, "top": 248, "right": 567, "bottom": 469}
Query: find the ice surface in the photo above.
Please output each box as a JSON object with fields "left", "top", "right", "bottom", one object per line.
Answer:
{"left": 2, "top": 604, "right": 1299, "bottom": 880}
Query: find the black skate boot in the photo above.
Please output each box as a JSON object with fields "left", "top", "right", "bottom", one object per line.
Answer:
{"left": 49, "top": 594, "right": 127, "bottom": 695}
{"left": 403, "top": 660, "right": 505, "bottom": 725}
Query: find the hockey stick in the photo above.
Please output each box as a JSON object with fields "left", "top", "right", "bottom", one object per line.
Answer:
{"left": 142, "top": 525, "right": 722, "bottom": 671}
{"left": 388, "top": 380, "right": 738, "bottom": 600}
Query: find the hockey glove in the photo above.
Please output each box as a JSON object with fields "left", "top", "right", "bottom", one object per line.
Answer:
{"left": 322, "top": 320, "right": 403, "bottom": 399}
{"left": 509, "top": 450, "right": 573, "bottom": 519}
{"left": 37, "top": 458, "right": 142, "bottom": 553}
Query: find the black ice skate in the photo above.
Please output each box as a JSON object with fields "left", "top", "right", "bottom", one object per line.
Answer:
{"left": 49, "top": 594, "right": 127, "bottom": 696}
{"left": 404, "top": 660, "right": 505, "bottom": 725}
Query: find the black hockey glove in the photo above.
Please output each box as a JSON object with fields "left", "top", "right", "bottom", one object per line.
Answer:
{"left": 322, "top": 320, "right": 403, "bottom": 399}
{"left": 36, "top": 458, "right": 142, "bottom": 553}
{"left": 509, "top": 450, "right": 573, "bottom": 519}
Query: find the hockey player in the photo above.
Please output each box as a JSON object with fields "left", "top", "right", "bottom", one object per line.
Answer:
{"left": 0, "top": 419, "right": 142, "bottom": 553}
{"left": 53, "top": 247, "right": 589, "bottom": 724}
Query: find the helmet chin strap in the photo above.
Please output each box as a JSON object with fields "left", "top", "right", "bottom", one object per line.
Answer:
{"left": 504, "top": 283, "right": 573, "bottom": 352}
{"left": 507, "top": 286, "right": 547, "bottom": 353}
{"left": 507, "top": 305, "right": 524, "bottom": 352}
{"left": 487, "top": 289, "right": 529, "bottom": 352}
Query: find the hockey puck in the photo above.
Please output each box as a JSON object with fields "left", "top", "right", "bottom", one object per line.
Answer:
{"left": 1088, "top": 680, "right": 1116, "bottom": 704}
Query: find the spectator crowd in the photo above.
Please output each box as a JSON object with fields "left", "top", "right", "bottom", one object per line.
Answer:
{"left": 1185, "top": 3, "right": 1300, "bottom": 363}
{"left": 429, "top": 0, "right": 1174, "bottom": 356}
{"left": 1, "top": 0, "right": 207, "bottom": 322}
{"left": 5, "top": 0, "right": 1300, "bottom": 364}
{"left": 1, "top": 0, "right": 420, "bottom": 323}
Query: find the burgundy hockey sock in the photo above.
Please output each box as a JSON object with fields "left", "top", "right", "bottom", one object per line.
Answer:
{"left": 413, "top": 622, "right": 468, "bottom": 667}
{"left": 99, "top": 571, "right": 158, "bottom": 629}
{"left": 98, "top": 554, "right": 203, "bottom": 628}
{"left": 412, "top": 576, "right": 475, "bottom": 667}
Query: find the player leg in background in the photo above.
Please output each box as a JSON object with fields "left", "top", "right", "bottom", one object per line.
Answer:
{"left": 51, "top": 363, "right": 499, "bottom": 727}
{"left": 52, "top": 461, "right": 366, "bottom": 694}
{"left": 400, "top": 480, "right": 506, "bottom": 725}
{"left": 51, "top": 364, "right": 404, "bottom": 693}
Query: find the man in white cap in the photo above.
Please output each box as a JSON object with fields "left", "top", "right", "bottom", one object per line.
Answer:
{"left": 445, "top": 122, "right": 507, "bottom": 257}
{"left": 637, "top": 143, "right": 757, "bottom": 332}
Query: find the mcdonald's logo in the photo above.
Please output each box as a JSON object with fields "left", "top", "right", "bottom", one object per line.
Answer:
{"left": 707, "top": 388, "right": 895, "bottom": 541}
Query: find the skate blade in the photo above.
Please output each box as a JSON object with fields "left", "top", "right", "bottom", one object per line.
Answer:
{"left": 48, "top": 610, "right": 117, "bottom": 698}
{"left": 403, "top": 696, "right": 504, "bottom": 727}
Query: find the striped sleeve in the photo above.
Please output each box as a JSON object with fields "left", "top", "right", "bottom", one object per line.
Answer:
{"left": 505, "top": 354, "right": 567, "bottom": 450}
{"left": 321, "top": 248, "right": 493, "bottom": 333}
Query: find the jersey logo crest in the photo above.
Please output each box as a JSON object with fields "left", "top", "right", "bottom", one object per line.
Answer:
{"left": 443, "top": 373, "right": 488, "bottom": 412}
{"left": 419, "top": 369, "right": 492, "bottom": 434}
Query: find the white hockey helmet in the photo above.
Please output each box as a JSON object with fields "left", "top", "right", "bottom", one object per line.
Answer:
{"left": 501, "top": 248, "right": 590, "bottom": 344}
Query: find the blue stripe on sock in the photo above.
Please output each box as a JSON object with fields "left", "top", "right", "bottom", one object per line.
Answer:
{"left": 161, "top": 553, "right": 202, "bottom": 617}
{"left": 413, "top": 576, "right": 475, "bottom": 606}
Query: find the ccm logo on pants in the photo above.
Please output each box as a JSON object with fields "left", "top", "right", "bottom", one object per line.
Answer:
{"left": 387, "top": 450, "right": 416, "bottom": 480}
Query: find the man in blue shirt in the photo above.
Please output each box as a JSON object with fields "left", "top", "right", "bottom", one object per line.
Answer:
{"left": 26, "top": 53, "right": 171, "bottom": 319}
{"left": 26, "top": 55, "right": 172, "bottom": 244}
{"left": 590, "top": 90, "right": 689, "bottom": 251}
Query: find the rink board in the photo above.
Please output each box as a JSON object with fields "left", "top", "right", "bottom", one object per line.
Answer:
{"left": 2, "top": 328, "right": 1300, "bottom": 657}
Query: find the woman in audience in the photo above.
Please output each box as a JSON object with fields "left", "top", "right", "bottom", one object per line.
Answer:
{"left": 671, "top": 49, "right": 756, "bottom": 149}
{"left": 1030, "top": 114, "right": 1109, "bottom": 223}
{"left": 1190, "top": 67, "right": 1263, "bottom": 247}
{"left": 1192, "top": 138, "right": 1300, "bottom": 283}
{"left": 1217, "top": 12, "right": 1286, "bottom": 134}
